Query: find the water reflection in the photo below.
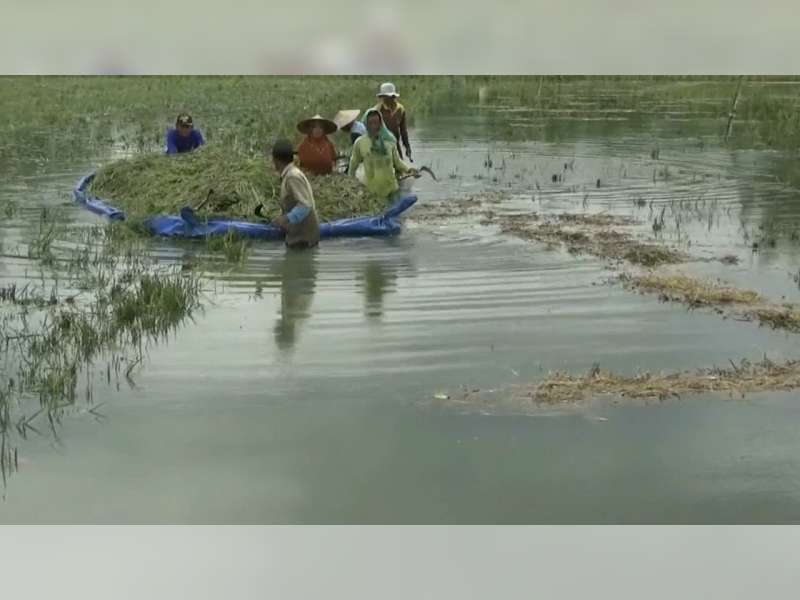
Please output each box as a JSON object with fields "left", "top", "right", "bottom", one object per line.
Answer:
{"left": 268, "top": 249, "right": 318, "bottom": 352}
{"left": 731, "top": 150, "right": 800, "bottom": 268}
{"left": 358, "top": 260, "right": 398, "bottom": 320}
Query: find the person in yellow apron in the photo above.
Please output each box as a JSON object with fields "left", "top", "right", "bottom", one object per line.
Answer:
{"left": 348, "top": 109, "right": 418, "bottom": 202}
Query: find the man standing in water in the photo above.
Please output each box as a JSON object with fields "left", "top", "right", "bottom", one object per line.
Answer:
{"left": 348, "top": 109, "right": 418, "bottom": 202}
{"left": 372, "top": 82, "right": 412, "bottom": 161}
{"left": 165, "top": 113, "right": 205, "bottom": 154}
{"left": 269, "top": 139, "right": 320, "bottom": 250}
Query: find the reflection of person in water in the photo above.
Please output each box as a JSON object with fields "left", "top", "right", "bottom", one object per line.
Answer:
{"left": 269, "top": 250, "right": 318, "bottom": 351}
{"left": 359, "top": 260, "right": 399, "bottom": 319}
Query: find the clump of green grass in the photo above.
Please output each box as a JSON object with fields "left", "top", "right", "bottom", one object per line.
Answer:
{"left": 0, "top": 283, "right": 58, "bottom": 309}
{"left": 16, "top": 258, "right": 201, "bottom": 409}
{"left": 108, "top": 270, "right": 201, "bottom": 346}
{"left": 621, "top": 244, "right": 686, "bottom": 267}
{"left": 1, "top": 417, "right": 19, "bottom": 488}
{"left": 1, "top": 213, "right": 204, "bottom": 480}
{"left": 206, "top": 229, "right": 251, "bottom": 264}
{"left": 1, "top": 198, "right": 17, "bottom": 219}
{"left": 26, "top": 208, "right": 66, "bottom": 266}
{"left": 87, "top": 145, "right": 386, "bottom": 225}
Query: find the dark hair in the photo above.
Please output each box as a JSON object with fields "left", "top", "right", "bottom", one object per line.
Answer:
{"left": 271, "top": 139, "right": 295, "bottom": 164}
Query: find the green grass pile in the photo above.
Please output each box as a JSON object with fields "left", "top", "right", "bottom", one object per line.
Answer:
{"left": 89, "top": 146, "right": 385, "bottom": 222}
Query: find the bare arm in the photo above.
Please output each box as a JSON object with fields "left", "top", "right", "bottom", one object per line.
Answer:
{"left": 399, "top": 109, "right": 411, "bottom": 156}
{"left": 391, "top": 145, "right": 411, "bottom": 175}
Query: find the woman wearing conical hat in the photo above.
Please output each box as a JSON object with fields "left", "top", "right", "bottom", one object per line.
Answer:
{"left": 296, "top": 114, "right": 338, "bottom": 175}
{"left": 333, "top": 109, "right": 367, "bottom": 146}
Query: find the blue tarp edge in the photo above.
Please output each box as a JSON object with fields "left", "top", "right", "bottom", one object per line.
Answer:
{"left": 72, "top": 171, "right": 417, "bottom": 240}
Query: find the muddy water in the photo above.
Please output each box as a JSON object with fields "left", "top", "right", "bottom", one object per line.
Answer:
{"left": 2, "top": 100, "right": 800, "bottom": 523}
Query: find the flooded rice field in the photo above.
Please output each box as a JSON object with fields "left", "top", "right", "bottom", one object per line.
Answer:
{"left": 2, "top": 78, "right": 800, "bottom": 523}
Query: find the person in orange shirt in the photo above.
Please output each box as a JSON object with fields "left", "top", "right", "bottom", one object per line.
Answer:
{"left": 296, "top": 114, "right": 338, "bottom": 175}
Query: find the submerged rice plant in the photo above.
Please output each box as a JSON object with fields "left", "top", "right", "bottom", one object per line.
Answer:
{"left": 205, "top": 229, "right": 251, "bottom": 265}
{"left": 0, "top": 210, "right": 204, "bottom": 486}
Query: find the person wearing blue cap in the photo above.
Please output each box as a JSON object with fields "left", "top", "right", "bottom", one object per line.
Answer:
{"left": 165, "top": 113, "right": 205, "bottom": 154}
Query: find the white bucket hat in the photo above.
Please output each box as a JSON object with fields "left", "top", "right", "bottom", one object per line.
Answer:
{"left": 377, "top": 82, "right": 400, "bottom": 98}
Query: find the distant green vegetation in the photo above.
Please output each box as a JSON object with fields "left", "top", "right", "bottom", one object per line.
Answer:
{"left": 2, "top": 76, "right": 799, "bottom": 166}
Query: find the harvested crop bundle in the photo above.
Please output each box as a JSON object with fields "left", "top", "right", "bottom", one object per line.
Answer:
{"left": 88, "top": 146, "right": 385, "bottom": 222}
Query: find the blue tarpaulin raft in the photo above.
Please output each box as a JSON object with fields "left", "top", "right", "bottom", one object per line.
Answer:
{"left": 73, "top": 171, "right": 417, "bottom": 240}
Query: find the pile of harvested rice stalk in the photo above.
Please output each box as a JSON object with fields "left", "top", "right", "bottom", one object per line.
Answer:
{"left": 88, "top": 146, "right": 385, "bottom": 223}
